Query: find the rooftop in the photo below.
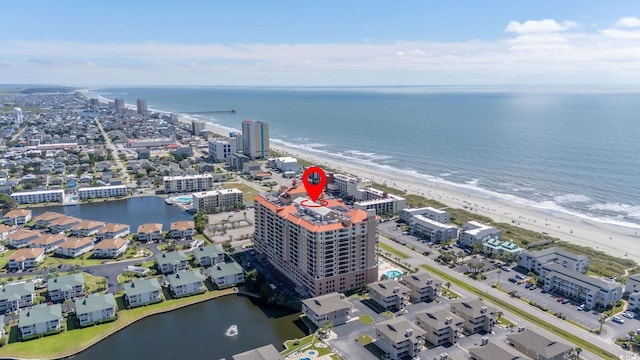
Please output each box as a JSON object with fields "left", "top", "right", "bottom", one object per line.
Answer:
{"left": 375, "top": 317, "right": 425, "bottom": 344}
{"left": 19, "top": 304, "right": 62, "bottom": 328}
{"left": 157, "top": 251, "right": 188, "bottom": 266}
{"left": 137, "top": 223, "right": 163, "bottom": 233}
{"left": 48, "top": 273, "right": 84, "bottom": 292}
{"left": 469, "top": 341, "right": 532, "bottom": 360}
{"left": 415, "top": 307, "right": 463, "bottom": 330}
{"left": 167, "top": 269, "right": 205, "bottom": 287}
{"left": 0, "top": 282, "right": 35, "bottom": 302}
{"left": 368, "top": 279, "right": 410, "bottom": 298}
{"left": 9, "top": 248, "right": 44, "bottom": 261}
{"left": 124, "top": 278, "right": 162, "bottom": 297}
{"left": 507, "top": 329, "right": 573, "bottom": 359}
{"left": 210, "top": 262, "right": 244, "bottom": 278}
{"left": 302, "top": 292, "right": 351, "bottom": 317}
{"left": 75, "top": 293, "right": 116, "bottom": 314}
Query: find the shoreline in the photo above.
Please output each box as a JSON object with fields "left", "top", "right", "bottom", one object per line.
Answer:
{"left": 0, "top": 288, "right": 238, "bottom": 360}
{"left": 184, "top": 118, "right": 640, "bottom": 264}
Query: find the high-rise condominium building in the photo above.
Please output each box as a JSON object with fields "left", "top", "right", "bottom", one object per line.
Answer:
{"left": 241, "top": 118, "right": 269, "bottom": 159}
{"left": 254, "top": 184, "right": 378, "bottom": 297}
{"left": 13, "top": 108, "right": 23, "bottom": 125}
{"left": 136, "top": 99, "right": 147, "bottom": 115}
{"left": 114, "top": 98, "right": 125, "bottom": 114}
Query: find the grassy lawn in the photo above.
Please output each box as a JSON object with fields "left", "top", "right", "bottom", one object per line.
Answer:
{"left": 359, "top": 314, "right": 375, "bottom": 325}
{"left": 441, "top": 288, "right": 461, "bottom": 299}
{"left": 83, "top": 272, "right": 108, "bottom": 293}
{"left": 420, "top": 263, "right": 617, "bottom": 360}
{"left": 39, "top": 253, "right": 104, "bottom": 269}
{"left": 357, "top": 334, "right": 374, "bottom": 345}
{"left": 378, "top": 243, "right": 409, "bottom": 260}
{"left": 0, "top": 288, "right": 236, "bottom": 359}
{"left": 282, "top": 333, "right": 315, "bottom": 355}
{"left": 0, "top": 250, "right": 16, "bottom": 272}
{"left": 222, "top": 182, "right": 259, "bottom": 203}
{"left": 382, "top": 311, "right": 394, "bottom": 318}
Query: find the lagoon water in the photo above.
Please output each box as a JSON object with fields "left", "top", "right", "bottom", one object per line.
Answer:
{"left": 94, "top": 86, "right": 640, "bottom": 227}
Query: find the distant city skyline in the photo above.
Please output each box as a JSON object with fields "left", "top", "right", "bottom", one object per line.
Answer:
{"left": 1, "top": 1, "right": 639, "bottom": 86}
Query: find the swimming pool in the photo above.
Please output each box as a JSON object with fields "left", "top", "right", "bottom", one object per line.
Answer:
{"left": 307, "top": 350, "right": 317, "bottom": 356}
{"left": 172, "top": 196, "right": 193, "bottom": 204}
{"left": 385, "top": 269, "right": 403, "bottom": 279}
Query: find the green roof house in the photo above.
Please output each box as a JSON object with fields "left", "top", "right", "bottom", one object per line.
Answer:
{"left": 0, "top": 282, "right": 35, "bottom": 313}
{"left": 167, "top": 270, "right": 205, "bottom": 297}
{"left": 48, "top": 273, "right": 85, "bottom": 301}
{"left": 156, "top": 251, "right": 188, "bottom": 274}
{"left": 209, "top": 262, "right": 245, "bottom": 288}
{"left": 124, "top": 278, "right": 163, "bottom": 307}
{"left": 75, "top": 293, "right": 117, "bottom": 327}
{"left": 19, "top": 304, "right": 62, "bottom": 338}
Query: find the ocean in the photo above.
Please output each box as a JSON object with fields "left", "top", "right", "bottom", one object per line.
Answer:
{"left": 90, "top": 86, "right": 640, "bottom": 228}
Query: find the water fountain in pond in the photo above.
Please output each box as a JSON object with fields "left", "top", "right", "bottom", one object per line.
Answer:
{"left": 225, "top": 324, "right": 238, "bottom": 337}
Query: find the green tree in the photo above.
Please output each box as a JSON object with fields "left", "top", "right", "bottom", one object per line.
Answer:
{"left": 574, "top": 347, "right": 582, "bottom": 360}
{"left": 0, "top": 193, "right": 17, "bottom": 211}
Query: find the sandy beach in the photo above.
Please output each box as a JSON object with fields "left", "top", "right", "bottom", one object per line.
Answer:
{"left": 187, "top": 120, "right": 640, "bottom": 267}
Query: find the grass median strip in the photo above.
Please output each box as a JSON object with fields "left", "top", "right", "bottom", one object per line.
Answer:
{"left": 378, "top": 243, "right": 409, "bottom": 259}
{"left": 420, "top": 263, "right": 617, "bottom": 360}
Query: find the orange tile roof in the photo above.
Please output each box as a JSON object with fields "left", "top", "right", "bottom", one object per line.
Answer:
{"left": 33, "top": 211, "right": 64, "bottom": 222}
{"left": 59, "top": 237, "right": 94, "bottom": 249}
{"left": 137, "top": 223, "right": 163, "bottom": 233}
{"left": 49, "top": 216, "right": 81, "bottom": 227}
{"left": 170, "top": 221, "right": 194, "bottom": 231}
{"left": 0, "top": 224, "right": 15, "bottom": 233}
{"left": 9, "top": 248, "right": 44, "bottom": 261}
{"left": 8, "top": 228, "right": 41, "bottom": 241}
{"left": 99, "top": 223, "right": 130, "bottom": 233}
{"left": 94, "top": 238, "right": 128, "bottom": 250}
{"left": 3, "top": 209, "right": 32, "bottom": 218}
{"left": 72, "top": 220, "right": 106, "bottom": 230}
{"left": 31, "top": 233, "right": 67, "bottom": 246}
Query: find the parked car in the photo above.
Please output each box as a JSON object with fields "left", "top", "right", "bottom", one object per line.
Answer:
{"left": 612, "top": 316, "right": 625, "bottom": 324}
{"left": 508, "top": 277, "right": 518, "bottom": 283}
{"left": 501, "top": 266, "right": 511, "bottom": 272}
{"left": 524, "top": 283, "right": 532, "bottom": 289}
{"left": 515, "top": 274, "right": 526, "bottom": 280}
{"left": 623, "top": 312, "right": 635, "bottom": 319}
{"left": 557, "top": 297, "right": 564, "bottom": 302}
{"left": 562, "top": 299, "right": 571, "bottom": 304}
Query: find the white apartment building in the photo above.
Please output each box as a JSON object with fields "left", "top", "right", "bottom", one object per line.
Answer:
{"left": 209, "top": 138, "right": 237, "bottom": 162}
{"left": 400, "top": 207, "right": 450, "bottom": 224}
{"left": 274, "top": 157, "right": 299, "bottom": 173}
{"left": 458, "top": 221, "right": 502, "bottom": 247}
{"left": 517, "top": 247, "right": 590, "bottom": 275}
{"left": 192, "top": 188, "right": 244, "bottom": 213}
{"left": 329, "top": 173, "right": 360, "bottom": 198}
{"left": 78, "top": 185, "right": 127, "bottom": 200}
{"left": 11, "top": 190, "right": 64, "bottom": 204}
{"left": 625, "top": 274, "right": 640, "bottom": 294}
{"left": 163, "top": 174, "right": 216, "bottom": 193}
{"left": 629, "top": 293, "right": 640, "bottom": 311}
{"left": 409, "top": 215, "right": 458, "bottom": 243}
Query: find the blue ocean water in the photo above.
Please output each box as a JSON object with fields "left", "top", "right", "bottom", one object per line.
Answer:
{"left": 92, "top": 86, "right": 640, "bottom": 227}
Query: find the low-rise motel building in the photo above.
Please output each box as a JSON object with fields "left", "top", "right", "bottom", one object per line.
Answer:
{"left": 75, "top": 293, "right": 117, "bottom": 327}
{"left": 192, "top": 188, "right": 243, "bottom": 213}
{"left": 48, "top": 273, "right": 85, "bottom": 302}
{"left": 123, "top": 278, "right": 163, "bottom": 308}
{"left": 137, "top": 223, "right": 163, "bottom": 242}
{"left": 10, "top": 189, "right": 64, "bottom": 205}
{"left": 301, "top": 292, "right": 352, "bottom": 328}
{"left": 78, "top": 184, "right": 127, "bottom": 200}
{"left": 19, "top": 304, "right": 62, "bottom": 339}
{"left": 3, "top": 209, "right": 32, "bottom": 226}
{"left": 163, "top": 174, "right": 217, "bottom": 193}
{"left": 170, "top": 220, "right": 195, "bottom": 240}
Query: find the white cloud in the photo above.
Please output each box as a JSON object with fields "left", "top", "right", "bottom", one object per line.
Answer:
{"left": 2, "top": 18, "right": 640, "bottom": 86}
{"left": 505, "top": 19, "right": 577, "bottom": 34}
{"left": 616, "top": 16, "right": 640, "bottom": 28}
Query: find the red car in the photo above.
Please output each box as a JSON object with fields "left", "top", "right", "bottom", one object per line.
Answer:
{"left": 557, "top": 297, "right": 564, "bottom": 302}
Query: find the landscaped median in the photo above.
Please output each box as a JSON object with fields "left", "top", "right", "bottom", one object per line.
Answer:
{"left": 0, "top": 287, "right": 237, "bottom": 359}
{"left": 420, "top": 263, "right": 619, "bottom": 360}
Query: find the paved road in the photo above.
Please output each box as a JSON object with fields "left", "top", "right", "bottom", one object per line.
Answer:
{"left": 378, "top": 237, "right": 632, "bottom": 359}
{"left": 94, "top": 118, "right": 134, "bottom": 188}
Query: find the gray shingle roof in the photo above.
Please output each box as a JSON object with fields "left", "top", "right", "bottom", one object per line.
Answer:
{"left": 19, "top": 304, "right": 62, "bottom": 327}
{"left": 210, "top": 262, "right": 244, "bottom": 278}
{"left": 167, "top": 270, "right": 205, "bottom": 287}
{"left": 375, "top": 317, "right": 425, "bottom": 344}
{"left": 368, "top": 279, "right": 410, "bottom": 298}
{"left": 48, "top": 273, "right": 84, "bottom": 292}
{"left": 400, "top": 271, "right": 442, "bottom": 288}
{"left": 156, "top": 251, "right": 188, "bottom": 267}
{"left": 124, "top": 278, "right": 161, "bottom": 297}
{"left": 451, "top": 299, "right": 496, "bottom": 318}
{"left": 507, "top": 329, "right": 572, "bottom": 359}
{"left": 232, "top": 344, "right": 285, "bottom": 360}
{"left": 469, "top": 341, "right": 532, "bottom": 360}
{"left": 302, "top": 292, "right": 351, "bottom": 317}
{"left": 0, "top": 282, "right": 35, "bottom": 302}
{"left": 75, "top": 293, "right": 116, "bottom": 314}
{"left": 415, "top": 307, "right": 463, "bottom": 330}
{"left": 194, "top": 244, "right": 224, "bottom": 260}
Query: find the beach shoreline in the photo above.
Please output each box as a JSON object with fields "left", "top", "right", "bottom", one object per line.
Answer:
{"left": 190, "top": 118, "right": 639, "bottom": 265}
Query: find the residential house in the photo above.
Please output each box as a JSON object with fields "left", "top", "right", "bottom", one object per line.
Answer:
{"left": 123, "top": 278, "right": 163, "bottom": 308}
{"left": 469, "top": 340, "right": 532, "bottom": 360}
{"left": 30, "top": 233, "right": 67, "bottom": 253}
{"left": 482, "top": 239, "right": 523, "bottom": 255}
{"left": 56, "top": 237, "right": 94, "bottom": 258}
{"left": 0, "top": 282, "right": 35, "bottom": 313}
{"left": 301, "top": 292, "right": 352, "bottom": 328}
{"left": 156, "top": 251, "right": 189, "bottom": 274}
{"left": 137, "top": 223, "right": 163, "bottom": 242}
{"left": 375, "top": 317, "right": 425, "bottom": 360}
{"left": 3, "top": 209, "right": 32, "bottom": 226}
{"left": 7, "top": 228, "right": 41, "bottom": 248}
{"left": 450, "top": 299, "right": 496, "bottom": 334}
{"left": 167, "top": 270, "right": 206, "bottom": 297}
{"left": 96, "top": 223, "right": 131, "bottom": 241}
{"left": 399, "top": 271, "right": 442, "bottom": 303}
{"left": 75, "top": 293, "right": 117, "bottom": 327}
{"left": 170, "top": 220, "right": 195, "bottom": 240}
{"left": 19, "top": 304, "right": 63, "bottom": 338}
{"left": 209, "top": 262, "right": 245, "bottom": 288}
{"left": 48, "top": 273, "right": 85, "bottom": 301}
{"left": 49, "top": 215, "right": 82, "bottom": 233}
{"left": 71, "top": 220, "right": 106, "bottom": 237}
{"left": 507, "top": 329, "right": 573, "bottom": 360}
{"left": 414, "top": 307, "right": 464, "bottom": 346}
{"left": 194, "top": 244, "right": 225, "bottom": 267}
{"left": 368, "top": 280, "right": 410, "bottom": 311}
{"left": 32, "top": 211, "right": 64, "bottom": 229}
{"left": 93, "top": 238, "right": 129, "bottom": 258}
{"left": 232, "top": 344, "right": 285, "bottom": 360}
{"left": 8, "top": 248, "right": 45, "bottom": 270}
{"left": 0, "top": 223, "right": 13, "bottom": 241}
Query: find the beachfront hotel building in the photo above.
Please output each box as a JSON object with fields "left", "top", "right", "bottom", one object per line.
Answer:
{"left": 400, "top": 207, "right": 450, "bottom": 224}
{"left": 163, "top": 174, "right": 216, "bottom": 193}
{"left": 78, "top": 185, "right": 127, "bottom": 200}
{"left": 10, "top": 189, "right": 64, "bottom": 204}
{"left": 458, "top": 221, "right": 502, "bottom": 247}
{"left": 541, "top": 262, "right": 622, "bottom": 310}
{"left": 136, "top": 98, "right": 147, "bottom": 115}
{"left": 192, "top": 188, "right": 244, "bottom": 213}
{"left": 328, "top": 172, "right": 406, "bottom": 215}
{"left": 408, "top": 215, "right": 458, "bottom": 243}
{"left": 208, "top": 138, "right": 237, "bottom": 162}
{"left": 242, "top": 118, "right": 269, "bottom": 159}
{"left": 517, "top": 247, "right": 590, "bottom": 275}
{"left": 253, "top": 184, "right": 379, "bottom": 297}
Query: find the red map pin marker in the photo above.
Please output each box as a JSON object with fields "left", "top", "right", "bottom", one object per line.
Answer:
{"left": 302, "top": 166, "right": 327, "bottom": 203}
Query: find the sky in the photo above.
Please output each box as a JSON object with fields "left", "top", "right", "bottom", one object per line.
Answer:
{"left": 1, "top": 0, "right": 639, "bottom": 86}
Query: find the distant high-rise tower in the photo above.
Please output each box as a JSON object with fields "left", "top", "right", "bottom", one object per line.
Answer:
{"left": 241, "top": 118, "right": 269, "bottom": 159}
{"left": 136, "top": 98, "right": 148, "bottom": 115}
{"left": 89, "top": 98, "right": 100, "bottom": 110}
{"left": 114, "top": 98, "right": 125, "bottom": 115}
{"left": 192, "top": 120, "right": 205, "bottom": 136}
{"left": 13, "top": 108, "right": 23, "bottom": 125}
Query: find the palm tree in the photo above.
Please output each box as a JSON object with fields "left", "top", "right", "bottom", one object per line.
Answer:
{"left": 445, "top": 282, "right": 451, "bottom": 290}
{"left": 496, "top": 269, "right": 502, "bottom": 287}
{"left": 574, "top": 347, "right": 582, "bottom": 359}
{"left": 598, "top": 315, "right": 606, "bottom": 333}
